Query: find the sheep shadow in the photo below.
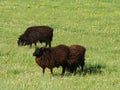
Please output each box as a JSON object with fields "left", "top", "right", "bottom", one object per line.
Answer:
{"left": 76, "top": 64, "right": 105, "bottom": 76}
{"left": 49, "top": 64, "right": 105, "bottom": 77}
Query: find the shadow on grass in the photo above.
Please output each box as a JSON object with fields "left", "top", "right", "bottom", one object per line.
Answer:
{"left": 46, "top": 64, "right": 105, "bottom": 77}
{"left": 76, "top": 64, "right": 105, "bottom": 76}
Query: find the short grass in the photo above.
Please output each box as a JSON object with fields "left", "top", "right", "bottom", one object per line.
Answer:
{"left": 0, "top": 0, "right": 120, "bottom": 90}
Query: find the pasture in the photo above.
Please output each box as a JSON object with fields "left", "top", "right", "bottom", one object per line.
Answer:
{"left": 0, "top": 0, "right": 120, "bottom": 90}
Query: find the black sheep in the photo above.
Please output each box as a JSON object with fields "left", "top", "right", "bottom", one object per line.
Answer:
{"left": 18, "top": 26, "right": 53, "bottom": 47}
{"left": 33, "top": 44, "right": 70, "bottom": 76}
{"left": 67, "top": 45, "right": 86, "bottom": 73}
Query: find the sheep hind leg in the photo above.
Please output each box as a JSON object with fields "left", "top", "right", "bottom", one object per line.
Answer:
{"left": 61, "top": 66, "right": 65, "bottom": 76}
{"left": 50, "top": 68, "right": 53, "bottom": 75}
{"left": 73, "top": 66, "right": 77, "bottom": 75}
{"left": 70, "top": 64, "right": 77, "bottom": 75}
{"left": 81, "top": 64, "right": 84, "bottom": 72}
{"left": 29, "top": 44, "right": 32, "bottom": 48}
{"left": 48, "top": 42, "right": 51, "bottom": 47}
{"left": 42, "top": 68, "right": 45, "bottom": 75}
{"left": 45, "top": 42, "right": 48, "bottom": 47}
{"left": 34, "top": 42, "right": 37, "bottom": 47}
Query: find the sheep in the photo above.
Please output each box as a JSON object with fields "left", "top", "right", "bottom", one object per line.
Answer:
{"left": 33, "top": 44, "right": 70, "bottom": 76}
{"left": 67, "top": 45, "right": 86, "bottom": 73}
{"left": 17, "top": 26, "right": 53, "bottom": 47}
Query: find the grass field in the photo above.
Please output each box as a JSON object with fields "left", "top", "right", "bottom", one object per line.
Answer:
{"left": 0, "top": 0, "right": 120, "bottom": 90}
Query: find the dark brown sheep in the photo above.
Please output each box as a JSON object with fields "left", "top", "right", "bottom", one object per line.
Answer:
{"left": 33, "top": 44, "right": 70, "bottom": 76}
{"left": 18, "top": 26, "right": 53, "bottom": 47}
{"left": 67, "top": 45, "right": 86, "bottom": 73}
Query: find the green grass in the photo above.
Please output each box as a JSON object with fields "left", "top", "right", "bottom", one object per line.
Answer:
{"left": 0, "top": 0, "right": 120, "bottom": 90}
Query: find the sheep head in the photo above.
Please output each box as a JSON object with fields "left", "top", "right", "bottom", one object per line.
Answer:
{"left": 18, "top": 34, "right": 28, "bottom": 46}
{"left": 33, "top": 47, "right": 46, "bottom": 57}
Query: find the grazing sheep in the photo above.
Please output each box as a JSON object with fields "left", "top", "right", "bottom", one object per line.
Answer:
{"left": 67, "top": 45, "right": 86, "bottom": 73}
{"left": 33, "top": 44, "right": 70, "bottom": 76}
{"left": 18, "top": 26, "right": 53, "bottom": 47}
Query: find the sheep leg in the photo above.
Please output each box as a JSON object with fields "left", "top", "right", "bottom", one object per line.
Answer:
{"left": 50, "top": 68, "right": 53, "bottom": 74}
{"left": 42, "top": 68, "right": 45, "bottom": 74}
{"left": 61, "top": 66, "right": 65, "bottom": 76}
{"left": 81, "top": 65, "right": 84, "bottom": 72}
{"left": 81, "top": 64, "right": 84, "bottom": 72}
{"left": 29, "top": 44, "right": 32, "bottom": 47}
{"left": 34, "top": 42, "right": 37, "bottom": 47}
{"left": 81, "top": 61, "right": 85, "bottom": 72}
{"left": 48, "top": 42, "right": 51, "bottom": 47}
{"left": 45, "top": 42, "right": 48, "bottom": 47}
